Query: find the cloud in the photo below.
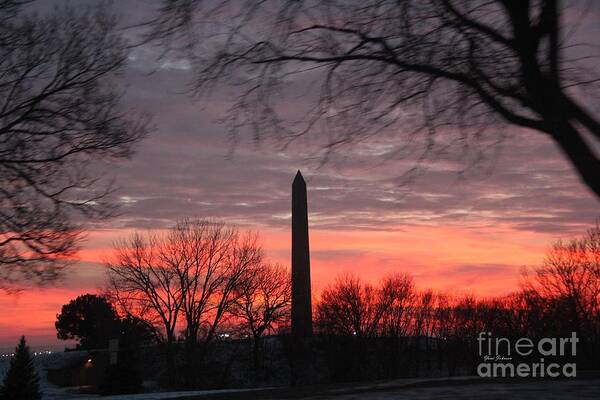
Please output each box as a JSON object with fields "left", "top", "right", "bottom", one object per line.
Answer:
{"left": 73, "top": 1, "right": 597, "bottom": 241}
{"left": 98, "top": 57, "right": 599, "bottom": 237}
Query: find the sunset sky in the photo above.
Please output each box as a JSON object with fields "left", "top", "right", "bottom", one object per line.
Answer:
{"left": 1, "top": 0, "right": 599, "bottom": 350}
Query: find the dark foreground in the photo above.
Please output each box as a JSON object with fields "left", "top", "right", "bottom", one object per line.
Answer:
{"left": 173, "top": 376, "right": 600, "bottom": 400}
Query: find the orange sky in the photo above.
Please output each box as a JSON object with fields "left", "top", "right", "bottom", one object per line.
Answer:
{"left": 0, "top": 222, "right": 558, "bottom": 349}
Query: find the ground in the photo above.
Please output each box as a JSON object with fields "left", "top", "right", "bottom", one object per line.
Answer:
{"left": 272, "top": 378, "right": 600, "bottom": 400}
{"left": 2, "top": 356, "right": 599, "bottom": 399}
{"left": 46, "top": 377, "right": 600, "bottom": 399}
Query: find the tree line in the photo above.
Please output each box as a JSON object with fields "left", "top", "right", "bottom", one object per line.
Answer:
{"left": 51, "top": 220, "right": 599, "bottom": 390}
{"left": 314, "top": 223, "right": 600, "bottom": 379}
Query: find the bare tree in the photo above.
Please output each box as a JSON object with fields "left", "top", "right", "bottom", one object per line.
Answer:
{"left": 233, "top": 262, "right": 291, "bottom": 369}
{"left": 150, "top": 0, "right": 600, "bottom": 197}
{"left": 525, "top": 223, "right": 600, "bottom": 335}
{"left": 316, "top": 274, "right": 384, "bottom": 337}
{"left": 106, "top": 219, "right": 263, "bottom": 386}
{"left": 166, "top": 219, "right": 262, "bottom": 387}
{"left": 163, "top": 220, "right": 240, "bottom": 348}
{"left": 199, "top": 226, "right": 263, "bottom": 346}
{"left": 380, "top": 273, "right": 415, "bottom": 338}
{"left": 106, "top": 232, "right": 183, "bottom": 386}
{"left": 0, "top": 1, "right": 148, "bottom": 286}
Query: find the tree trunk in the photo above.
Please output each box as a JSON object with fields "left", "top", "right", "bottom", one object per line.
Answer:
{"left": 165, "top": 338, "right": 176, "bottom": 387}
{"left": 550, "top": 122, "right": 600, "bottom": 198}
{"left": 184, "top": 339, "right": 198, "bottom": 387}
{"left": 252, "top": 336, "right": 261, "bottom": 370}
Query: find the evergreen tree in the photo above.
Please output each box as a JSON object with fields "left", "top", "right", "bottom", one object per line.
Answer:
{"left": 0, "top": 336, "right": 41, "bottom": 400}
{"left": 55, "top": 294, "right": 121, "bottom": 350}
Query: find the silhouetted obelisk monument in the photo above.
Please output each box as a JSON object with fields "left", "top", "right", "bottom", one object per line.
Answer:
{"left": 291, "top": 170, "right": 313, "bottom": 338}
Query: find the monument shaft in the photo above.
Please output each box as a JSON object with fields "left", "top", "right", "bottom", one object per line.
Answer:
{"left": 291, "top": 171, "right": 313, "bottom": 337}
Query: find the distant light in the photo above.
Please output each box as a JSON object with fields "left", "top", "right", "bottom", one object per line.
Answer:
{"left": 87, "top": 358, "right": 92, "bottom": 363}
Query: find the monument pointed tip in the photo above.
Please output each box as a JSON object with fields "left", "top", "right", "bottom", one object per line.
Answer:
{"left": 293, "top": 170, "right": 305, "bottom": 184}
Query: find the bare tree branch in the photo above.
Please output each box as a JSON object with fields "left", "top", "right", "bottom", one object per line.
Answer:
{"left": 0, "top": 2, "right": 148, "bottom": 287}
{"left": 150, "top": 0, "right": 600, "bottom": 197}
